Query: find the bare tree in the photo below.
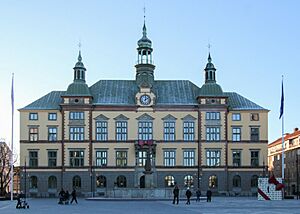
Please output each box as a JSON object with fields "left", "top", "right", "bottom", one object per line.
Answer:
{"left": 0, "top": 141, "right": 16, "bottom": 196}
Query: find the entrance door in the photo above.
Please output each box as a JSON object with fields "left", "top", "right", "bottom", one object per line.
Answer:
{"left": 140, "top": 175, "right": 145, "bottom": 188}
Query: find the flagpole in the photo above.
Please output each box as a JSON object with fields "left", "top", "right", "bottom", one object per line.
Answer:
{"left": 10, "top": 73, "right": 14, "bottom": 201}
{"left": 280, "top": 75, "right": 285, "bottom": 186}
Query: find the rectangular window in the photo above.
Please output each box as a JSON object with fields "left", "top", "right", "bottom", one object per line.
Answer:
{"left": 116, "top": 121, "right": 127, "bottom": 141}
{"left": 137, "top": 151, "right": 147, "bottom": 167}
{"left": 96, "top": 151, "right": 107, "bottom": 167}
{"left": 164, "top": 150, "right": 176, "bottom": 166}
{"left": 48, "top": 113, "right": 57, "bottom": 121}
{"left": 183, "top": 150, "right": 195, "bottom": 166}
{"left": 69, "top": 112, "right": 84, "bottom": 120}
{"left": 206, "top": 150, "right": 221, "bottom": 166}
{"left": 206, "top": 127, "right": 220, "bottom": 141}
{"left": 29, "top": 128, "right": 38, "bottom": 142}
{"left": 116, "top": 151, "right": 127, "bottom": 167}
{"left": 48, "top": 127, "right": 57, "bottom": 141}
{"left": 232, "top": 127, "right": 241, "bottom": 142}
{"left": 48, "top": 151, "right": 57, "bottom": 167}
{"left": 232, "top": 113, "right": 241, "bottom": 121}
{"left": 232, "top": 150, "right": 241, "bottom": 167}
{"left": 138, "top": 121, "right": 153, "bottom": 140}
{"left": 29, "top": 151, "right": 38, "bottom": 167}
{"left": 250, "top": 127, "right": 259, "bottom": 141}
{"left": 29, "top": 113, "right": 38, "bottom": 120}
{"left": 96, "top": 121, "right": 108, "bottom": 141}
{"left": 206, "top": 112, "right": 220, "bottom": 120}
{"left": 251, "top": 151, "right": 259, "bottom": 167}
{"left": 183, "top": 121, "right": 194, "bottom": 141}
{"left": 164, "top": 121, "right": 175, "bottom": 141}
{"left": 69, "top": 127, "right": 84, "bottom": 141}
{"left": 250, "top": 113, "right": 259, "bottom": 121}
{"left": 69, "top": 150, "right": 84, "bottom": 167}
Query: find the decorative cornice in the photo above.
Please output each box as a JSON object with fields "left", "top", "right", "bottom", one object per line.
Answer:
{"left": 114, "top": 114, "right": 129, "bottom": 121}
{"left": 136, "top": 113, "right": 154, "bottom": 121}
{"left": 162, "top": 114, "right": 177, "bottom": 121}
{"left": 94, "top": 114, "right": 109, "bottom": 121}
{"left": 181, "top": 114, "right": 197, "bottom": 121}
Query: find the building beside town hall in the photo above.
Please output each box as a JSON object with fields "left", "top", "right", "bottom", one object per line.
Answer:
{"left": 19, "top": 22, "right": 269, "bottom": 198}
{"left": 268, "top": 128, "right": 300, "bottom": 196}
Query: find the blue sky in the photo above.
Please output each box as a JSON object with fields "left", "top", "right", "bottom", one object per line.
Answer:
{"left": 0, "top": 0, "right": 299, "bottom": 155}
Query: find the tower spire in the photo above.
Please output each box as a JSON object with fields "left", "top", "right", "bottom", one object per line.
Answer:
{"left": 204, "top": 50, "right": 217, "bottom": 84}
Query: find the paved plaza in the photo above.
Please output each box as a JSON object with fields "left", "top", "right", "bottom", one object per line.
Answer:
{"left": 1, "top": 197, "right": 300, "bottom": 214}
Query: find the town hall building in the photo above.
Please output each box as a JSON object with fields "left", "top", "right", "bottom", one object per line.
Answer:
{"left": 19, "top": 21, "right": 269, "bottom": 198}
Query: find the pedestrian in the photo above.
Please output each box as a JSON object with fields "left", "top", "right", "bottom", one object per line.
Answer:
{"left": 196, "top": 189, "right": 201, "bottom": 202}
{"left": 16, "top": 193, "right": 22, "bottom": 209}
{"left": 172, "top": 183, "right": 179, "bottom": 204}
{"left": 185, "top": 187, "right": 192, "bottom": 205}
{"left": 206, "top": 189, "right": 212, "bottom": 202}
{"left": 58, "top": 188, "right": 65, "bottom": 204}
{"left": 70, "top": 188, "right": 78, "bottom": 204}
{"left": 65, "top": 190, "right": 70, "bottom": 203}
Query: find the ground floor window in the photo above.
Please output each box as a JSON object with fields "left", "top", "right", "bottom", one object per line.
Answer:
{"left": 96, "top": 175, "right": 107, "bottom": 188}
{"left": 73, "top": 175, "right": 81, "bottom": 189}
{"left": 184, "top": 175, "right": 194, "bottom": 187}
{"left": 233, "top": 175, "right": 241, "bottom": 187}
{"left": 164, "top": 175, "right": 175, "bottom": 187}
{"left": 208, "top": 175, "right": 218, "bottom": 188}
{"left": 30, "top": 176, "right": 38, "bottom": 189}
{"left": 251, "top": 175, "right": 258, "bottom": 187}
{"left": 116, "top": 175, "right": 126, "bottom": 187}
{"left": 48, "top": 176, "right": 57, "bottom": 189}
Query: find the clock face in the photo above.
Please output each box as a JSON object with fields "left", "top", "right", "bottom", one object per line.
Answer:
{"left": 140, "top": 95, "right": 151, "bottom": 105}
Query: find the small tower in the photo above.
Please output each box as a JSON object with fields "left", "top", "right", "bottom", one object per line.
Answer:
{"left": 65, "top": 50, "right": 91, "bottom": 97}
{"left": 204, "top": 53, "right": 217, "bottom": 83}
{"left": 135, "top": 21, "right": 155, "bottom": 88}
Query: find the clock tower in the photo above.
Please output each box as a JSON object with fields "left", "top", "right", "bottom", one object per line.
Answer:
{"left": 135, "top": 20, "right": 156, "bottom": 106}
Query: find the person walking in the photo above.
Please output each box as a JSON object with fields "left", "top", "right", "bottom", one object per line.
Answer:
{"left": 172, "top": 184, "right": 179, "bottom": 204}
{"left": 206, "top": 189, "right": 212, "bottom": 202}
{"left": 70, "top": 188, "right": 78, "bottom": 204}
{"left": 185, "top": 187, "right": 192, "bottom": 205}
{"left": 196, "top": 189, "right": 201, "bottom": 202}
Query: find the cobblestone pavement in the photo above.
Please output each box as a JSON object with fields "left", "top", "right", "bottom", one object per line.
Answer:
{"left": 1, "top": 197, "right": 300, "bottom": 214}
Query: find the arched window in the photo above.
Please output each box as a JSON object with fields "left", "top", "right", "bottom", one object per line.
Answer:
{"left": 164, "top": 175, "right": 175, "bottom": 187}
{"left": 96, "top": 175, "right": 106, "bottom": 188}
{"left": 184, "top": 175, "right": 194, "bottom": 187}
{"left": 116, "top": 175, "right": 126, "bottom": 188}
{"left": 208, "top": 175, "right": 218, "bottom": 188}
{"left": 233, "top": 175, "right": 241, "bottom": 188}
{"left": 48, "top": 176, "right": 57, "bottom": 189}
{"left": 72, "top": 176, "right": 81, "bottom": 189}
{"left": 251, "top": 175, "right": 258, "bottom": 188}
{"left": 30, "top": 176, "right": 38, "bottom": 189}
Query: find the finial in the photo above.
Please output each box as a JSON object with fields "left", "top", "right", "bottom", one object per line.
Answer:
{"left": 142, "top": 5, "right": 147, "bottom": 37}
{"left": 207, "top": 43, "right": 212, "bottom": 62}
{"left": 78, "top": 41, "right": 82, "bottom": 62}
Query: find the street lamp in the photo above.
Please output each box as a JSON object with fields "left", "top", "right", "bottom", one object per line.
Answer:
{"left": 296, "top": 149, "right": 300, "bottom": 200}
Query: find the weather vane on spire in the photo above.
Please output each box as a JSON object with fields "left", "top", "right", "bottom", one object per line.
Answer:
{"left": 143, "top": 4, "right": 146, "bottom": 22}
{"left": 208, "top": 43, "right": 211, "bottom": 53}
{"left": 78, "top": 40, "right": 82, "bottom": 52}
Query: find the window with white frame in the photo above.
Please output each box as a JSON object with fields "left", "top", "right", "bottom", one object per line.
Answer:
{"left": 116, "top": 151, "right": 127, "bottom": 167}
{"left": 232, "top": 127, "right": 241, "bottom": 142}
{"left": 48, "top": 127, "right": 57, "bottom": 141}
{"left": 69, "top": 112, "right": 84, "bottom": 120}
{"left": 70, "top": 127, "right": 84, "bottom": 141}
{"left": 96, "top": 151, "right": 107, "bottom": 166}
{"left": 48, "top": 151, "right": 57, "bottom": 167}
{"left": 29, "top": 113, "right": 38, "bottom": 120}
{"left": 29, "top": 127, "right": 38, "bottom": 142}
{"left": 183, "top": 121, "right": 194, "bottom": 141}
{"left": 116, "top": 121, "right": 127, "bottom": 141}
{"left": 232, "top": 113, "right": 241, "bottom": 121}
{"left": 250, "top": 127, "right": 259, "bottom": 141}
{"left": 48, "top": 113, "right": 57, "bottom": 121}
{"left": 164, "top": 121, "right": 175, "bottom": 141}
{"left": 206, "top": 127, "right": 220, "bottom": 141}
{"left": 96, "top": 121, "right": 108, "bottom": 141}
{"left": 164, "top": 150, "right": 176, "bottom": 166}
{"left": 137, "top": 151, "right": 147, "bottom": 166}
{"left": 206, "top": 112, "right": 220, "bottom": 120}
{"left": 206, "top": 150, "right": 221, "bottom": 166}
{"left": 138, "top": 121, "right": 153, "bottom": 140}
{"left": 232, "top": 150, "right": 241, "bottom": 167}
{"left": 69, "top": 150, "right": 84, "bottom": 167}
{"left": 183, "top": 150, "right": 195, "bottom": 166}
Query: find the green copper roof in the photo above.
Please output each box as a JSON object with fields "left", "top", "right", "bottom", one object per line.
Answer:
{"left": 21, "top": 80, "right": 267, "bottom": 111}
{"left": 199, "top": 83, "right": 223, "bottom": 96}
{"left": 65, "top": 82, "right": 91, "bottom": 96}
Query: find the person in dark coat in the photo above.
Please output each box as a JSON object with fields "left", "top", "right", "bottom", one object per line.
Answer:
{"left": 16, "top": 193, "right": 22, "bottom": 208}
{"left": 58, "top": 188, "right": 65, "bottom": 204}
{"left": 206, "top": 189, "right": 212, "bottom": 202}
{"left": 172, "top": 184, "right": 179, "bottom": 204}
{"left": 70, "top": 189, "right": 78, "bottom": 204}
{"left": 65, "top": 190, "right": 70, "bottom": 203}
{"left": 185, "top": 187, "right": 192, "bottom": 205}
{"left": 196, "top": 189, "right": 201, "bottom": 202}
